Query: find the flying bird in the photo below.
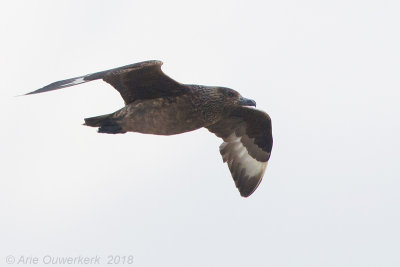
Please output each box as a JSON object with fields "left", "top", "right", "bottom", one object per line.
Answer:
{"left": 26, "top": 60, "right": 273, "bottom": 197}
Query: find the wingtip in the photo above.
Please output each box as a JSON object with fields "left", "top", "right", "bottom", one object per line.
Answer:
{"left": 15, "top": 91, "right": 35, "bottom": 97}
{"left": 239, "top": 189, "right": 256, "bottom": 198}
{"left": 239, "top": 186, "right": 257, "bottom": 198}
{"left": 22, "top": 91, "right": 38, "bottom": 96}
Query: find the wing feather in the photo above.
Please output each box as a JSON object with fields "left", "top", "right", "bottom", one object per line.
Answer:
{"left": 25, "top": 60, "right": 189, "bottom": 105}
{"left": 207, "top": 107, "right": 273, "bottom": 197}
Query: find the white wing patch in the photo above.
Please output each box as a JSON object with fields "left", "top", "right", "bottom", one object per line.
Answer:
{"left": 59, "top": 77, "right": 86, "bottom": 87}
{"left": 219, "top": 134, "right": 267, "bottom": 196}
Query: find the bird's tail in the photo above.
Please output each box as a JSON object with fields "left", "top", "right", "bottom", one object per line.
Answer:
{"left": 84, "top": 114, "right": 126, "bottom": 134}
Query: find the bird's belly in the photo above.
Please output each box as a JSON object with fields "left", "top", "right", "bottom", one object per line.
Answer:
{"left": 120, "top": 98, "right": 204, "bottom": 135}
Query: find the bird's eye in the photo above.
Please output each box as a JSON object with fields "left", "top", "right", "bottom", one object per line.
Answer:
{"left": 227, "top": 91, "right": 235, "bottom": 97}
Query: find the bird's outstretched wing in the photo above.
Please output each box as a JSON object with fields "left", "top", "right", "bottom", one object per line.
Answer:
{"left": 25, "top": 60, "right": 189, "bottom": 104}
{"left": 207, "top": 107, "right": 273, "bottom": 197}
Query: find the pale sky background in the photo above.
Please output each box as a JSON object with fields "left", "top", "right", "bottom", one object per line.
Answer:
{"left": 0, "top": 1, "right": 399, "bottom": 266}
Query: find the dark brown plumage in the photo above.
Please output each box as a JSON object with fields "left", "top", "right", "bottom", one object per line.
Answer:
{"left": 26, "top": 60, "right": 273, "bottom": 197}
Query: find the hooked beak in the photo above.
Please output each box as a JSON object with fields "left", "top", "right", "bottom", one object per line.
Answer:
{"left": 238, "top": 97, "right": 256, "bottom": 107}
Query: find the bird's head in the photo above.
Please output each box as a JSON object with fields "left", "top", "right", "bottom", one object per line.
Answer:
{"left": 216, "top": 87, "right": 256, "bottom": 108}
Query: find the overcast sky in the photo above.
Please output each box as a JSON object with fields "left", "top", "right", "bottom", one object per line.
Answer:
{"left": 1, "top": 1, "right": 399, "bottom": 266}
